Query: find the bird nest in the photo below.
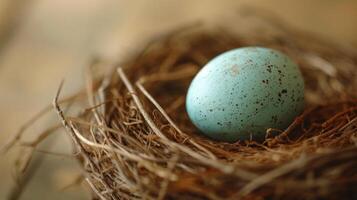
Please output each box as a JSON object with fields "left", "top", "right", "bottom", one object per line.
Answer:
{"left": 8, "top": 15, "right": 357, "bottom": 200}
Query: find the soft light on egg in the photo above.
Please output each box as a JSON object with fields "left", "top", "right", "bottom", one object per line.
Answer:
{"left": 186, "top": 47, "right": 304, "bottom": 142}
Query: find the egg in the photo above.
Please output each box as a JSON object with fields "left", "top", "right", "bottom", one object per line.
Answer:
{"left": 186, "top": 47, "right": 304, "bottom": 142}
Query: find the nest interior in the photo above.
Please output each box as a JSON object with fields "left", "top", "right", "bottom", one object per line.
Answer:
{"left": 49, "top": 17, "right": 357, "bottom": 200}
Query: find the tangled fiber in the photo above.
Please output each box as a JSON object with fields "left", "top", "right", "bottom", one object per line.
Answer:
{"left": 5, "top": 14, "right": 357, "bottom": 200}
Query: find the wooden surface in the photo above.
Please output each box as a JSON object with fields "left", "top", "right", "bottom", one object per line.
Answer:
{"left": 0, "top": 0, "right": 356, "bottom": 199}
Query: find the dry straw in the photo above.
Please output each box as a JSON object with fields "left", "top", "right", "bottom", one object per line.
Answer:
{"left": 4, "top": 14, "right": 357, "bottom": 200}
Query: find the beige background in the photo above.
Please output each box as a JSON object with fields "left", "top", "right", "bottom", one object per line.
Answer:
{"left": 1, "top": 0, "right": 356, "bottom": 199}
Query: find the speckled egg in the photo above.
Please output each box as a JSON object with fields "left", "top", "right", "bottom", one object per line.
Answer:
{"left": 186, "top": 47, "right": 304, "bottom": 142}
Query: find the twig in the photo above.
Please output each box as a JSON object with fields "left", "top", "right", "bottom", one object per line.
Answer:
{"left": 136, "top": 79, "right": 217, "bottom": 160}
{"left": 232, "top": 154, "right": 309, "bottom": 198}
{"left": 1, "top": 91, "right": 83, "bottom": 154}
{"left": 53, "top": 80, "right": 114, "bottom": 197}
{"left": 85, "top": 178, "right": 107, "bottom": 200}
{"left": 117, "top": 67, "right": 257, "bottom": 180}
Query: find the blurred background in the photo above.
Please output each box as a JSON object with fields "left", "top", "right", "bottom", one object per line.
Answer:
{"left": 0, "top": 0, "right": 356, "bottom": 199}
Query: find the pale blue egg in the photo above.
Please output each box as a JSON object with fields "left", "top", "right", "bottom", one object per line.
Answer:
{"left": 186, "top": 47, "right": 304, "bottom": 142}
